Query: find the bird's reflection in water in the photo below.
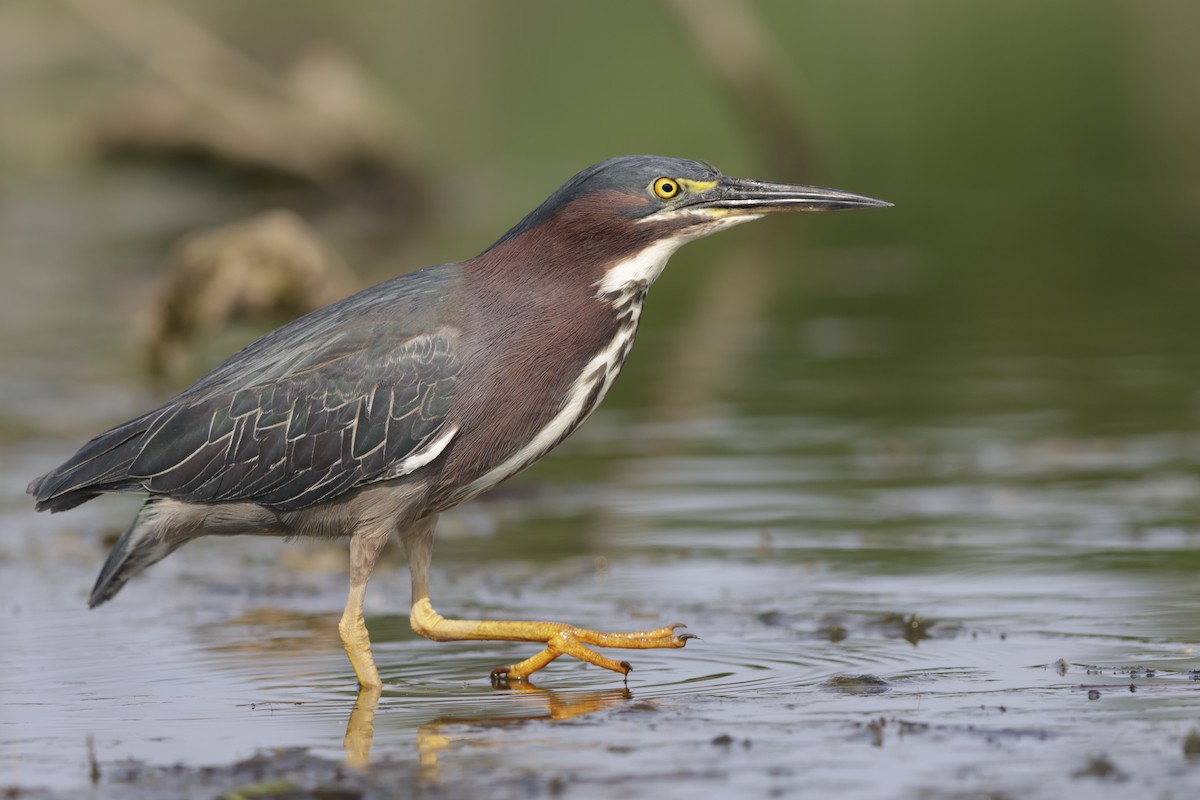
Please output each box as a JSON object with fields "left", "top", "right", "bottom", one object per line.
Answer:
{"left": 343, "top": 684, "right": 383, "bottom": 767}
{"left": 343, "top": 680, "right": 634, "bottom": 779}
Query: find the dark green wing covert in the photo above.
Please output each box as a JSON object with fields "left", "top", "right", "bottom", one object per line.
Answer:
{"left": 28, "top": 266, "right": 464, "bottom": 513}
{"left": 128, "top": 331, "right": 459, "bottom": 511}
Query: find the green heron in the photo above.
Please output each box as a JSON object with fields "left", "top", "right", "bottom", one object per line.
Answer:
{"left": 29, "top": 155, "right": 888, "bottom": 688}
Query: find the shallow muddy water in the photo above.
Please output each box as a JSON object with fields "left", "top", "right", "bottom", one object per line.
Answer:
{"left": 6, "top": 344, "right": 1200, "bottom": 798}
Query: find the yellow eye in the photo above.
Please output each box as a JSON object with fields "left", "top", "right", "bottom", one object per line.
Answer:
{"left": 652, "top": 177, "right": 680, "bottom": 200}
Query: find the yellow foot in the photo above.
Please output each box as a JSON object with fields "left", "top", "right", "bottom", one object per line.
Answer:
{"left": 339, "top": 612, "right": 382, "bottom": 690}
{"left": 409, "top": 598, "right": 696, "bottom": 683}
{"left": 491, "top": 622, "right": 694, "bottom": 683}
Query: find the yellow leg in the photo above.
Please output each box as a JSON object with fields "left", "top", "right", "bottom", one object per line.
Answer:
{"left": 338, "top": 529, "right": 390, "bottom": 689}
{"left": 339, "top": 582, "right": 381, "bottom": 689}
{"left": 410, "top": 597, "right": 694, "bottom": 681}
{"left": 401, "top": 515, "right": 692, "bottom": 682}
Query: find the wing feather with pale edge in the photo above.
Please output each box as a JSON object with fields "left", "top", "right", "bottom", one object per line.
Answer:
{"left": 127, "top": 331, "right": 459, "bottom": 510}
{"left": 29, "top": 267, "right": 462, "bottom": 513}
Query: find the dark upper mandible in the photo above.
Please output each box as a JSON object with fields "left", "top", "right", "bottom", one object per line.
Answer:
{"left": 29, "top": 155, "right": 888, "bottom": 515}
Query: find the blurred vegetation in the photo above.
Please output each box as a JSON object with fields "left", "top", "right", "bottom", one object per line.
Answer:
{"left": 1, "top": 0, "right": 1198, "bottom": 439}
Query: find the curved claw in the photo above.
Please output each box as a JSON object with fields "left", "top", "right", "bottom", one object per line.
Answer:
{"left": 491, "top": 665, "right": 523, "bottom": 685}
{"left": 678, "top": 633, "right": 700, "bottom": 642}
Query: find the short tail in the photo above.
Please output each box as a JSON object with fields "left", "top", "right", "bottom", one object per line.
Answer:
{"left": 89, "top": 500, "right": 182, "bottom": 608}
{"left": 28, "top": 412, "right": 159, "bottom": 513}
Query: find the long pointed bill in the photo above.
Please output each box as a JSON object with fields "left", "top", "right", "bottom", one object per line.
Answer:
{"left": 690, "top": 177, "right": 891, "bottom": 215}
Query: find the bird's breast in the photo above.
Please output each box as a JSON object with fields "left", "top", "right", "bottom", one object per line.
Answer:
{"left": 441, "top": 286, "right": 645, "bottom": 505}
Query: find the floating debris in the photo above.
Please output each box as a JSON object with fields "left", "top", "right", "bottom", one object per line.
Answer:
{"left": 822, "top": 674, "right": 891, "bottom": 695}
{"left": 1184, "top": 729, "right": 1200, "bottom": 759}
{"left": 1072, "top": 753, "right": 1127, "bottom": 781}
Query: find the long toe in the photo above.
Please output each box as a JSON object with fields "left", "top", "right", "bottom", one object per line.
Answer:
{"left": 409, "top": 599, "right": 691, "bottom": 681}
{"left": 489, "top": 623, "right": 691, "bottom": 681}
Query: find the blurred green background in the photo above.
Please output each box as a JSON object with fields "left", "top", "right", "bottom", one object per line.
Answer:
{"left": 2, "top": 0, "right": 1197, "bottom": 440}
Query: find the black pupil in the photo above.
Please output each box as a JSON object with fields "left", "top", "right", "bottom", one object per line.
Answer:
{"left": 662, "top": 181, "right": 675, "bottom": 194}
